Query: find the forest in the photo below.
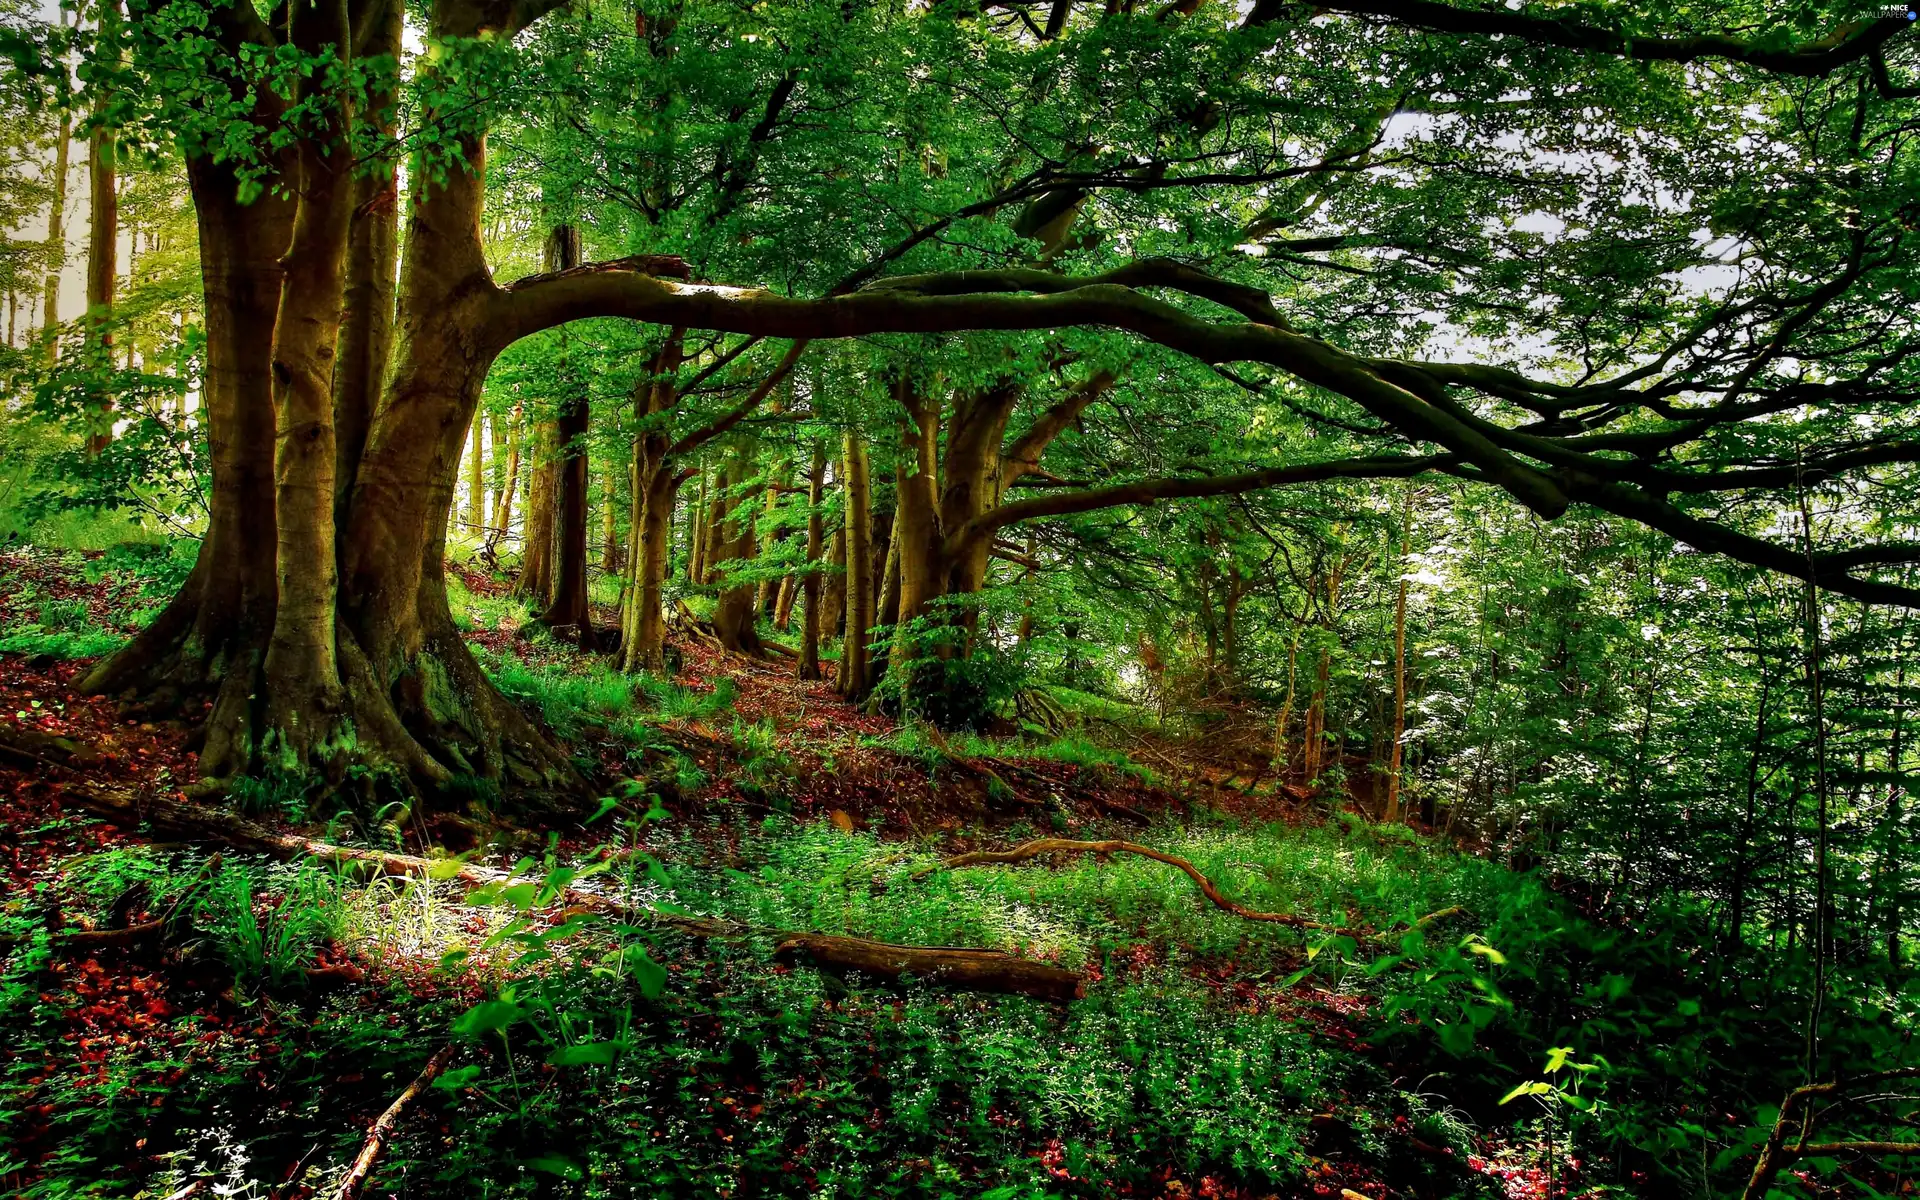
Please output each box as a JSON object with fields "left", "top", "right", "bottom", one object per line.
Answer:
{"left": 0, "top": 0, "right": 1917, "bottom": 1194}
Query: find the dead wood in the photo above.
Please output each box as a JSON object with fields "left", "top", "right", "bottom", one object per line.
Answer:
{"left": 32, "top": 741, "right": 1085, "bottom": 1001}
{"left": 1739, "top": 1066, "right": 1920, "bottom": 1200}
{"left": 930, "top": 838, "right": 1462, "bottom": 943}
{"left": 932, "top": 837, "right": 1346, "bottom": 932}
{"left": 333, "top": 1043, "right": 460, "bottom": 1200}
{"left": 773, "top": 934, "right": 1085, "bottom": 1002}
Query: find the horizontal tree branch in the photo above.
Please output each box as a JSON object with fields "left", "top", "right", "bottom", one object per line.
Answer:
{"left": 946, "top": 454, "right": 1452, "bottom": 555}
{"left": 1312, "top": 1, "right": 1911, "bottom": 77}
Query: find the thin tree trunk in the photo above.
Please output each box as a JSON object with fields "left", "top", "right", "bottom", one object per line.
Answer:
{"left": 1383, "top": 487, "right": 1415, "bottom": 823}
{"left": 39, "top": 101, "right": 71, "bottom": 363}
{"left": 797, "top": 439, "right": 826, "bottom": 679}
{"left": 839, "top": 430, "right": 874, "bottom": 697}
{"left": 487, "top": 404, "right": 520, "bottom": 554}
{"left": 710, "top": 451, "right": 764, "bottom": 654}
{"left": 465, "top": 412, "right": 485, "bottom": 536}
{"left": 601, "top": 459, "right": 622, "bottom": 573}
{"left": 539, "top": 225, "right": 593, "bottom": 646}
{"left": 695, "top": 478, "right": 718, "bottom": 591}
{"left": 755, "top": 461, "right": 785, "bottom": 617}
{"left": 84, "top": 1, "right": 120, "bottom": 455}
{"left": 620, "top": 333, "right": 682, "bottom": 674}
{"left": 514, "top": 420, "right": 557, "bottom": 601}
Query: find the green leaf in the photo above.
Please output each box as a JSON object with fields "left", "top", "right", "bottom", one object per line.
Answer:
{"left": 548, "top": 1041, "right": 625, "bottom": 1067}
{"left": 452, "top": 998, "right": 523, "bottom": 1038}
{"left": 629, "top": 947, "right": 669, "bottom": 999}
{"left": 432, "top": 1064, "right": 485, "bottom": 1091}
{"left": 1500, "top": 1081, "right": 1553, "bottom": 1105}
{"left": 523, "top": 1155, "right": 584, "bottom": 1181}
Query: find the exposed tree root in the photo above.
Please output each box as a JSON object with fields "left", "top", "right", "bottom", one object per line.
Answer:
{"left": 21, "top": 733, "right": 1086, "bottom": 1001}
{"left": 929, "top": 838, "right": 1461, "bottom": 942}
{"left": 333, "top": 1043, "right": 460, "bottom": 1200}
{"left": 931, "top": 838, "right": 1346, "bottom": 932}
{"left": 773, "top": 934, "right": 1085, "bottom": 1002}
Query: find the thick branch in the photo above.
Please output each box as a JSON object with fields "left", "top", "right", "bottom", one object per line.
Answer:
{"left": 1314, "top": 2, "right": 1910, "bottom": 78}
{"left": 948, "top": 454, "right": 1450, "bottom": 555}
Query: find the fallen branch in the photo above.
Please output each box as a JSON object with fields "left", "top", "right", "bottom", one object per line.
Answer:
{"left": 931, "top": 838, "right": 1346, "bottom": 932}
{"left": 929, "top": 838, "right": 1461, "bottom": 943}
{"left": 333, "top": 1043, "right": 460, "bottom": 1200}
{"left": 773, "top": 934, "right": 1085, "bottom": 1002}
{"left": 1740, "top": 1066, "right": 1920, "bottom": 1200}
{"left": 39, "top": 750, "right": 1083, "bottom": 1001}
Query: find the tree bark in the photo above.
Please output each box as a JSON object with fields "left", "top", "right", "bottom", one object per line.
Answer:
{"left": 38, "top": 99, "right": 71, "bottom": 363}
{"left": 514, "top": 418, "right": 557, "bottom": 602}
{"left": 539, "top": 225, "right": 593, "bottom": 647}
{"left": 465, "top": 410, "right": 486, "bottom": 537}
{"left": 1383, "top": 486, "right": 1415, "bottom": 823}
{"left": 620, "top": 333, "right": 683, "bottom": 674}
{"left": 80, "top": 154, "right": 294, "bottom": 781}
{"left": 709, "top": 451, "right": 764, "bottom": 655}
{"left": 84, "top": 1, "right": 120, "bottom": 454}
{"left": 797, "top": 439, "right": 827, "bottom": 680}
{"left": 839, "top": 429, "right": 874, "bottom": 696}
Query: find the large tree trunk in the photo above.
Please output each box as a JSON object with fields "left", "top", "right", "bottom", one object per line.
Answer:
{"left": 80, "top": 157, "right": 293, "bottom": 780}
{"left": 259, "top": 32, "right": 359, "bottom": 767}
{"left": 89, "top": 0, "right": 575, "bottom": 807}
{"left": 539, "top": 225, "right": 593, "bottom": 647}
{"left": 335, "top": 129, "right": 577, "bottom": 798}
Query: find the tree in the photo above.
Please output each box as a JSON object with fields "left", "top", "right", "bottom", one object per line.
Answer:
{"left": 65, "top": 0, "right": 1920, "bottom": 804}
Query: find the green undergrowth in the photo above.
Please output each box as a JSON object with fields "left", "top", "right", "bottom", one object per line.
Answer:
{"left": 475, "top": 642, "right": 736, "bottom": 752}
{"left": 864, "top": 724, "right": 1155, "bottom": 784}
{"left": 6, "top": 812, "right": 1915, "bottom": 1198}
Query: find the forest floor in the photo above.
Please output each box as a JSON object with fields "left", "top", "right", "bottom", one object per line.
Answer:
{"left": 0, "top": 547, "right": 1846, "bottom": 1200}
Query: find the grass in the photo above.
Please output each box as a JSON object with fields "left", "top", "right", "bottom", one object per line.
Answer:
{"left": 476, "top": 644, "right": 737, "bottom": 750}
{"left": 862, "top": 724, "right": 1156, "bottom": 784}
{"left": 662, "top": 819, "right": 1495, "bottom": 970}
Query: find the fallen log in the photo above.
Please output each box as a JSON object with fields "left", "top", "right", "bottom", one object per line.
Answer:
{"left": 773, "top": 934, "right": 1085, "bottom": 1003}
{"left": 35, "top": 748, "right": 1083, "bottom": 1001}
{"left": 333, "top": 1043, "right": 460, "bottom": 1200}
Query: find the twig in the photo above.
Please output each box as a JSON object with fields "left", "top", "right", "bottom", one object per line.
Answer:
{"left": 334, "top": 1043, "right": 460, "bottom": 1200}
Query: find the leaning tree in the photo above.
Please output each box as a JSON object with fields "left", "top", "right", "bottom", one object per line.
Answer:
{"left": 64, "top": 0, "right": 1920, "bottom": 801}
